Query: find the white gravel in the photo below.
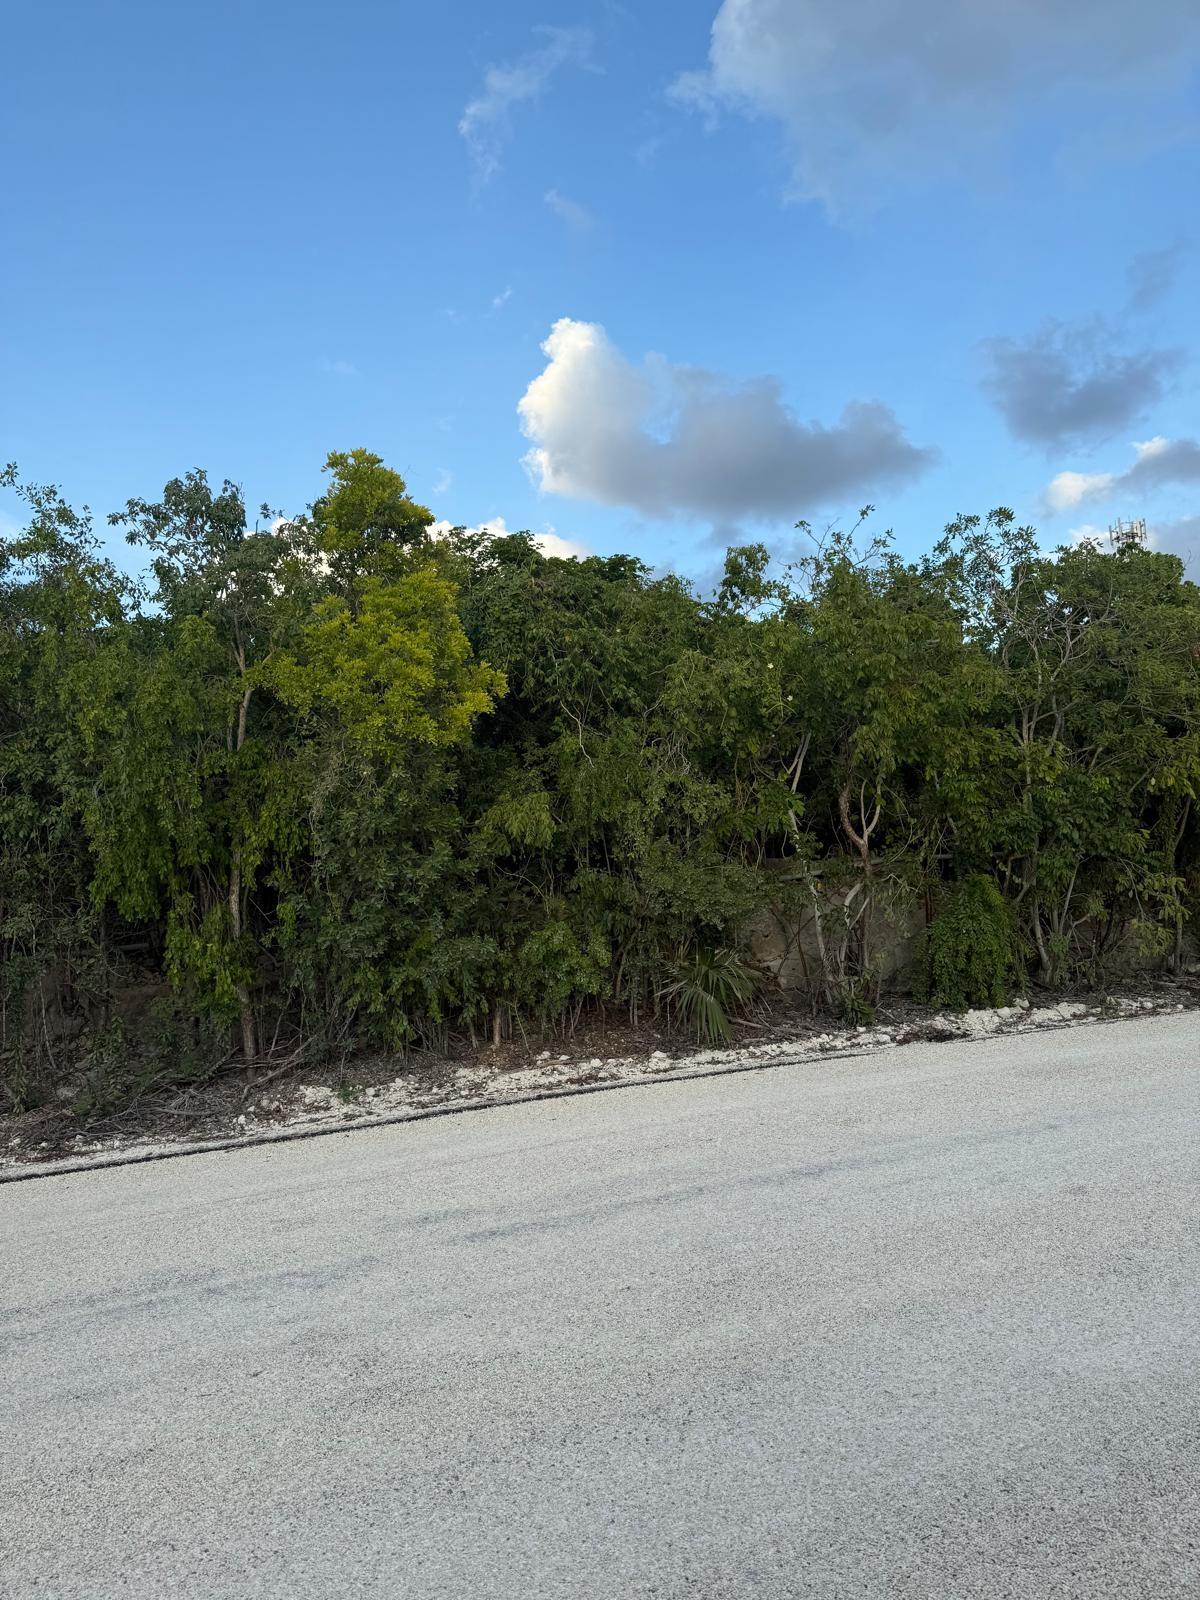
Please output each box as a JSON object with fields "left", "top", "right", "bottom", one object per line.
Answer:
{"left": 1, "top": 992, "right": 1178, "bottom": 1176}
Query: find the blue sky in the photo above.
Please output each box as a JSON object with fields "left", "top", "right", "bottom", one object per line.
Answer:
{"left": 2, "top": 0, "right": 1198, "bottom": 578}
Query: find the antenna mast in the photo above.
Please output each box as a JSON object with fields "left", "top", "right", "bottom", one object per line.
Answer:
{"left": 1108, "top": 517, "right": 1147, "bottom": 547}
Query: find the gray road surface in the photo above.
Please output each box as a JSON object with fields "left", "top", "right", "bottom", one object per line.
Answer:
{"left": 4, "top": 1014, "right": 1200, "bottom": 1598}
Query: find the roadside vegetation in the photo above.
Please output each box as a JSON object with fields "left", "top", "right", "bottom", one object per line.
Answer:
{"left": 4, "top": 452, "right": 1199, "bottom": 1116}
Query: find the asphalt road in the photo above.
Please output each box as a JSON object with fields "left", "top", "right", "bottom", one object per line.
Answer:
{"left": 4, "top": 1015, "right": 1199, "bottom": 1598}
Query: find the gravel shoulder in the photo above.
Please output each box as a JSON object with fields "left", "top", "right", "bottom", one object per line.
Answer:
{"left": 3, "top": 988, "right": 1191, "bottom": 1180}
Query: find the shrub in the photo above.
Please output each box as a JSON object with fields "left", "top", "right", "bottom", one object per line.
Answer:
{"left": 658, "top": 947, "right": 760, "bottom": 1045}
{"left": 921, "top": 876, "right": 1018, "bottom": 1010}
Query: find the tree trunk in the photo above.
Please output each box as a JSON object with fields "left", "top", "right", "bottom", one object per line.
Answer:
{"left": 1030, "top": 894, "right": 1052, "bottom": 985}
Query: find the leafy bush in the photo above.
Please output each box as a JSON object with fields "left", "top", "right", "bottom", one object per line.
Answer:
{"left": 920, "top": 876, "right": 1018, "bottom": 1010}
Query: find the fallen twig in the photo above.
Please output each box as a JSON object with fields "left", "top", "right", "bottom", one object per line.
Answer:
{"left": 240, "top": 1048, "right": 307, "bottom": 1105}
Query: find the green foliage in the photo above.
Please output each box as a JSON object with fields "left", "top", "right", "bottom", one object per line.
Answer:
{"left": 921, "top": 876, "right": 1019, "bottom": 1010}
{"left": 507, "top": 921, "right": 612, "bottom": 1028}
{"left": 4, "top": 455, "right": 1200, "bottom": 1114}
{"left": 659, "top": 948, "right": 761, "bottom": 1045}
{"left": 165, "top": 901, "right": 253, "bottom": 1024}
{"left": 834, "top": 975, "right": 877, "bottom": 1028}
{"left": 268, "top": 570, "right": 504, "bottom": 752}
{"left": 313, "top": 448, "right": 433, "bottom": 596}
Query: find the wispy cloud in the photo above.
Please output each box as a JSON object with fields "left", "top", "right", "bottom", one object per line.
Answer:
{"left": 431, "top": 468, "right": 453, "bottom": 497}
{"left": 459, "top": 26, "right": 593, "bottom": 184}
{"left": 1126, "top": 240, "right": 1190, "bottom": 313}
{"left": 321, "top": 357, "right": 359, "bottom": 378}
{"left": 491, "top": 286, "right": 514, "bottom": 311}
{"left": 544, "top": 188, "right": 599, "bottom": 241}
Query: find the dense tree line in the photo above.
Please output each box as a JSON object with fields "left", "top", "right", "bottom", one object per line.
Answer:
{"left": 3, "top": 452, "right": 1199, "bottom": 1113}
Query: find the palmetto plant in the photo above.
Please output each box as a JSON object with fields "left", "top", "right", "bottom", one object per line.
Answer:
{"left": 658, "top": 948, "right": 761, "bottom": 1045}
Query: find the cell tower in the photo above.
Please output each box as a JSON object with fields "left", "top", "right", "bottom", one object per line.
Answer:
{"left": 1108, "top": 517, "right": 1147, "bottom": 547}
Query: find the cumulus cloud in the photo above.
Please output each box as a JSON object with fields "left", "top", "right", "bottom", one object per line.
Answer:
{"left": 982, "top": 322, "right": 1180, "bottom": 449}
{"left": 459, "top": 27, "right": 592, "bottom": 182}
{"left": 1045, "top": 472, "right": 1117, "bottom": 513}
{"left": 1045, "top": 435, "right": 1200, "bottom": 511}
{"left": 670, "top": 0, "right": 1200, "bottom": 210}
{"left": 517, "top": 317, "right": 935, "bottom": 525}
{"left": 427, "top": 514, "right": 590, "bottom": 561}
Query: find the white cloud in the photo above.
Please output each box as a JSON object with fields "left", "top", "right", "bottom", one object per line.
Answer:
{"left": 517, "top": 317, "right": 935, "bottom": 525}
{"left": 491, "top": 286, "right": 514, "bottom": 311}
{"left": 1045, "top": 471, "right": 1117, "bottom": 512}
{"left": 459, "top": 26, "right": 592, "bottom": 183}
{"left": 427, "top": 515, "right": 590, "bottom": 561}
{"left": 524, "top": 527, "right": 592, "bottom": 561}
{"left": 671, "top": 0, "right": 1200, "bottom": 211}
{"left": 1133, "top": 435, "right": 1172, "bottom": 462}
{"left": 1044, "top": 434, "right": 1200, "bottom": 512}
{"left": 431, "top": 468, "right": 453, "bottom": 497}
